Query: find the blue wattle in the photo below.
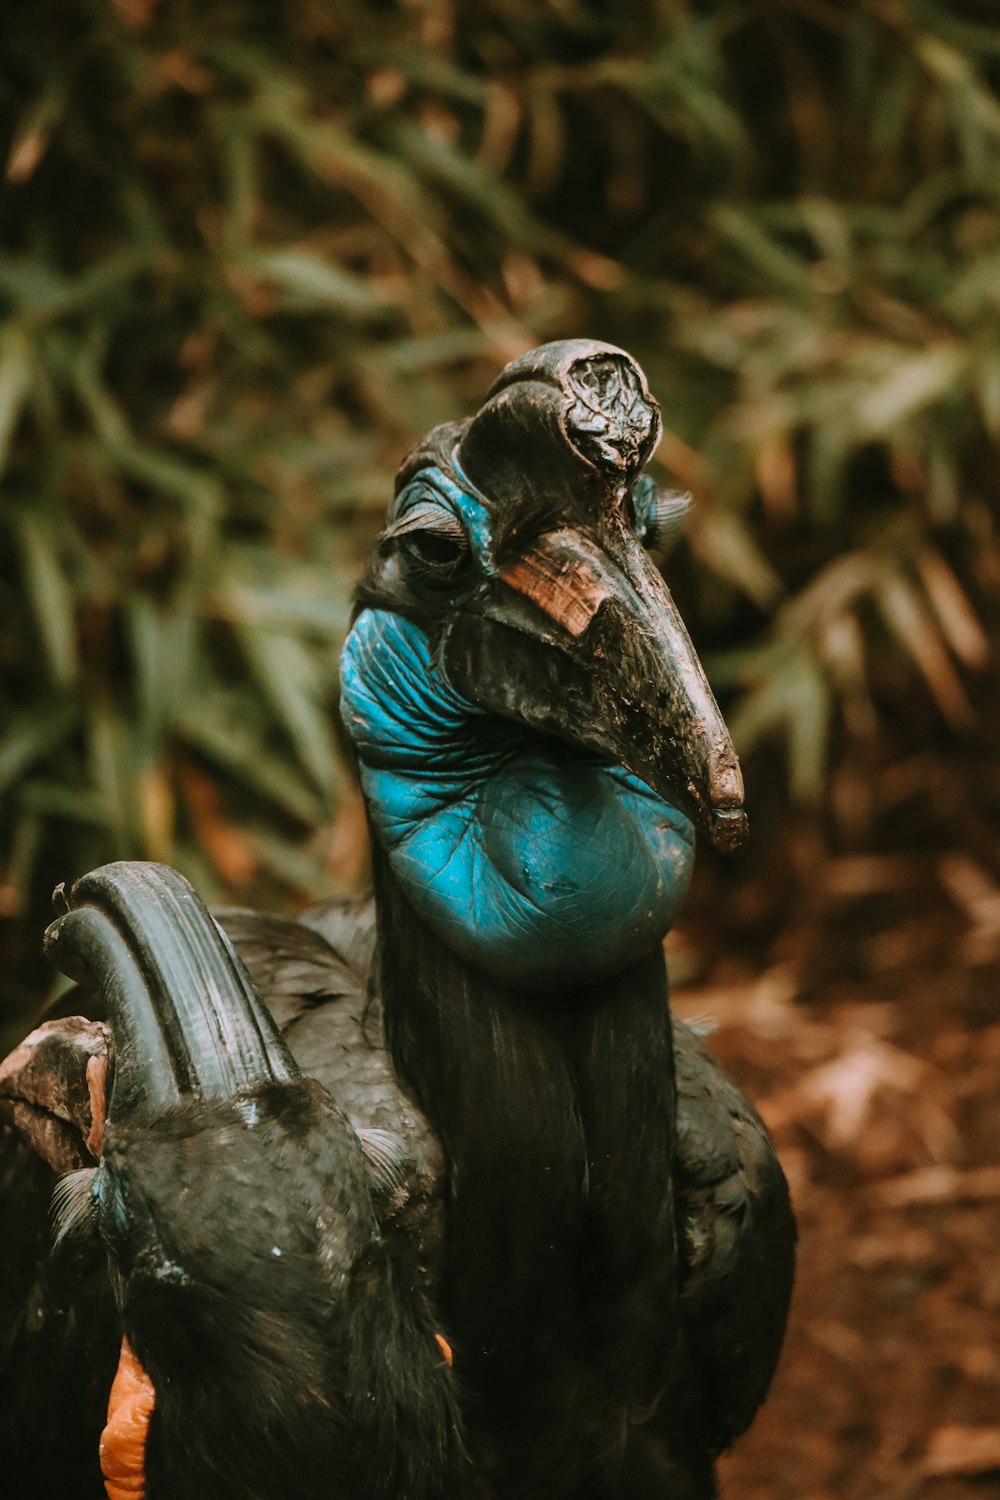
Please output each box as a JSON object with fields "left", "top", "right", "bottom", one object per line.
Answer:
{"left": 340, "top": 609, "right": 695, "bottom": 993}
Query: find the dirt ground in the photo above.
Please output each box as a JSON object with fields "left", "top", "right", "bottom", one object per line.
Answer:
{"left": 674, "top": 832, "right": 1000, "bottom": 1500}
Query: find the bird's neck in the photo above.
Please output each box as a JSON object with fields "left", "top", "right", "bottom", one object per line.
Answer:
{"left": 344, "top": 606, "right": 690, "bottom": 1457}
{"left": 372, "top": 840, "right": 682, "bottom": 1462}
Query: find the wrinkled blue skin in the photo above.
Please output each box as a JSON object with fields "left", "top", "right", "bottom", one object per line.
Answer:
{"left": 341, "top": 609, "right": 694, "bottom": 994}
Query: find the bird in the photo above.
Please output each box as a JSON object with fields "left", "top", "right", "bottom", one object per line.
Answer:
{"left": 0, "top": 339, "right": 794, "bottom": 1500}
{"left": 0, "top": 862, "right": 465, "bottom": 1500}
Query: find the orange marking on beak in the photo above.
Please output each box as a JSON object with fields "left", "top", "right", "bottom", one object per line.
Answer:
{"left": 86, "top": 1053, "right": 108, "bottom": 1159}
{"left": 501, "top": 532, "right": 612, "bottom": 637}
{"left": 434, "top": 1332, "right": 454, "bottom": 1367}
{"left": 100, "top": 1338, "right": 155, "bottom": 1500}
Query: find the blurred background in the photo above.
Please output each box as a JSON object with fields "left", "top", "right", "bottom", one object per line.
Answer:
{"left": 2, "top": 1, "right": 999, "bottom": 1495}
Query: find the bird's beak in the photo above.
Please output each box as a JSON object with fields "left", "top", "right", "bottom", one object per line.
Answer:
{"left": 438, "top": 523, "right": 748, "bottom": 853}
{"left": 44, "top": 862, "right": 301, "bottom": 1119}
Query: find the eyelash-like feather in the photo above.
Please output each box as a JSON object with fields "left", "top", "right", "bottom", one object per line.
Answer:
{"left": 630, "top": 475, "right": 692, "bottom": 553}
{"left": 381, "top": 502, "right": 468, "bottom": 545}
{"left": 51, "top": 1166, "right": 98, "bottom": 1247}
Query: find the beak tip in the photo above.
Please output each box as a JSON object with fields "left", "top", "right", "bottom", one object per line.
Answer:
{"left": 708, "top": 807, "right": 750, "bottom": 854}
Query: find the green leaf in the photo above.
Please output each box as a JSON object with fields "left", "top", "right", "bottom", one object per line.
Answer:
{"left": 785, "top": 655, "right": 831, "bottom": 805}
{"left": 14, "top": 512, "right": 78, "bottom": 686}
{"left": 729, "top": 649, "right": 830, "bottom": 805}
{"left": 84, "top": 705, "right": 135, "bottom": 852}
{"left": 0, "top": 323, "right": 32, "bottom": 478}
{"left": 126, "top": 597, "right": 197, "bottom": 749}
{"left": 236, "top": 627, "right": 340, "bottom": 803}
{"left": 709, "top": 207, "right": 815, "bottom": 297}
{"left": 690, "top": 509, "right": 783, "bottom": 610}
{"left": 17, "top": 781, "right": 108, "bottom": 826}
{"left": 244, "top": 250, "right": 393, "bottom": 314}
{"left": 218, "top": 580, "right": 348, "bottom": 636}
{"left": 175, "top": 696, "right": 323, "bottom": 826}
{"left": 0, "top": 707, "right": 77, "bottom": 797}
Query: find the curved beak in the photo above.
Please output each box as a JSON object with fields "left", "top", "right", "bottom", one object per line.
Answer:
{"left": 439, "top": 524, "right": 748, "bottom": 853}
{"left": 44, "top": 862, "right": 300, "bottom": 1119}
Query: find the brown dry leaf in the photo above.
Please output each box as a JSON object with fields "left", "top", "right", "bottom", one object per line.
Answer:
{"left": 792, "top": 1036, "right": 923, "bottom": 1145}
{"left": 807, "top": 1320, "right": 868, "bottom": 1365}
{"left": 924, "top": 1425, "right": 1000, "bottom": 1477}
{"left": 323, "top": 784, "right": 370, "bottom": 887}
{"left": 938, "top": 854, "right": 1000, "bottom": 924}
{"left": 155, "top": 51, "right": 215, "bottom": 95}
{"left": 137, "top": 767, "right": 175, "bottom": 865}
{"left": 824, "top": 854, "right": 912, "bottom": 899}
{"left": 111, "top": 0, "right": 158, "bottom": 29}
{"left": 938, "top": 854, "right": 1000, "bottom": 964}
{"left": 180, "top": 762, "right": 259, "bottom": 887}
{"left": 756, "top": 438, "right": 797, "bottom": 517}
{"left": 6, "top": 127, "right": 50, "bottom": 184}
{"left": 849, "top": 1225, "right": 941, "bottom": 1270}
{"left": 757, "top": 1028, "right": 961, "bottom": 1168}
{"left": 917, "top": 549, "right": 990, "bottom": 669}
{"left": 877, "top": 1165, "right": 1000, "bottom": 1208}
{"left": 876, "top": 572, "right": 974, "bottom": 728}
{"left": 673, "top": 963, "right": 800, "bottom": 1036}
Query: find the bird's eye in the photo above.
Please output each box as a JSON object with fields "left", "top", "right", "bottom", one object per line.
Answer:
{"left": 628, "top": 473, "right": 692, "bottom": 555}
{"left": 384, "top": 484, "right": 473, "bottom": 588}
{"left": 398, "top": 526, "right": 471, "bottom": 588}
{"left": 402, "top": 530, "right": 468, "bottom": 569}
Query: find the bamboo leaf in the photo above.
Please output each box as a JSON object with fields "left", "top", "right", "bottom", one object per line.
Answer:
{"left": 875, "top": 572, "right": 974, "bottom": 727}
{"left": 243, "top": 250, "right": 394, "bottom": 314}
{"left": 859, "top": 346, "right": 964, "bottom": 435}
{"left": 236, "top": 627, "right": 340, "bottom": 803}
{"left": 786, "top": 655, "right": 831, "bottom": 806}
{"left": 0, "top": 323, "right": 32, "bottom": 478}
{"left": 690, "top": 508, "right": 783, "bottom": 610}
{"left": 0, "top": 707, "right": 77, "bottom": 796}
{"left": 14, "top": 512, "right": 78, "bottom": 686}
{"left": 916, "top": 551, "right": 990, "bottom": 669}
{"left": 175, "top": 697, "right": 324, "bottom": 825}
{"left": 126, "top": 597, "right": 197, "bottom": 746}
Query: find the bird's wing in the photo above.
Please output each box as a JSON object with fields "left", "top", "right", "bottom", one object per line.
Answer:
{"left": 214, "top": 904, "right": 446, "bottom": 1279}
{"left": 671, "top": 1017, "right": 796, "bottom": 1455}
{"left": 297, "top": 893, "right": 379, "bottom": 975}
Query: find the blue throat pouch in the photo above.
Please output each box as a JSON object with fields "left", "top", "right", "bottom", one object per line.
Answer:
{"left": 340, "top": 608, "right": 694, "bottom": 994}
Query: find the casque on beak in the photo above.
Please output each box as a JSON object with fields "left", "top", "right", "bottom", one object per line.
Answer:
{"left": 43, "top": 861, "right": 301, "bottom": 1120}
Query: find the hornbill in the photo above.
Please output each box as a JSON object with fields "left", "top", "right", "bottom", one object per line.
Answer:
{"left": 0, "top": 340, "right": 794, "bottom": 1499}
{"left": 0, "top": 864, "right": 464, "bottom": 1500}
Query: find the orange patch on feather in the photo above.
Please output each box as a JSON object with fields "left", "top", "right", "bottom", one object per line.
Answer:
{"left": 86, "top": 1053, "right": 107, "bottom": 1159}
{"left": 434, "top": 1332, "right": 454, "bottom": 1367}
{"left": 502, "top": 532, "right": 612, "bottom": 637}
{"left": 100, "top": 1339, "right": 155, "bottom": 1500}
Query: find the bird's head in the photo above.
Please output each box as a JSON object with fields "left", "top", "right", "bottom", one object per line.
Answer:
{"left": 4, "top": 863, "right": 459, "bottom": 1500}
{"left": 341, "top": 342, "right": 746, "bottom": 991}
{"left": 352, "top": 339, "right": 746, "bottom": 854}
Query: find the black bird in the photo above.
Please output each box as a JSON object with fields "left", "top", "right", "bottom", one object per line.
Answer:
{"left": 0, "top": 340, "right": 794, "bottom": 1499}
{"left": 0, "top": 863, "right": 464, "bottom": 1500}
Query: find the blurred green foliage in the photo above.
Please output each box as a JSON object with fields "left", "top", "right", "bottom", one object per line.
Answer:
{"left": 1, "top": 0, "right": 998, "bottom": 1018}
